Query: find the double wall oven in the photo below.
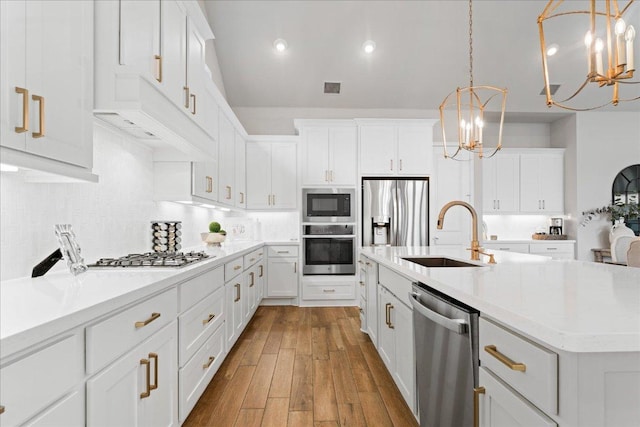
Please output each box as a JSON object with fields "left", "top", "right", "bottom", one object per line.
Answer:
{"left": 302, "top": 189, "right": 356, "bottom": 275}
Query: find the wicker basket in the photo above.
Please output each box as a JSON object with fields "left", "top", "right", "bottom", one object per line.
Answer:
{"left": 531, "top": 234, "right": 568, "bottom": 240}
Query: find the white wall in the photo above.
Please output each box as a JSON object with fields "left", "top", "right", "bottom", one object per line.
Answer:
{"left": 551, "top": 114, "right": 578, "bottom": 241}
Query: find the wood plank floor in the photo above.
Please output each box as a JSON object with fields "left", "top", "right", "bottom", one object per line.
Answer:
{"left": 184, "top": 306, "right": 419, "bottom": 427}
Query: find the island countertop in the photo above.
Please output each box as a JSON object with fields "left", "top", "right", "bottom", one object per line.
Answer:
{"left": 360, "top": 246, "right": 640, "bottom": 353}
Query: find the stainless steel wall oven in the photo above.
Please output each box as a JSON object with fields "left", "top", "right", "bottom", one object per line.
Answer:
{"left": 302, "top": 225, "right": 355, "bottom": 275}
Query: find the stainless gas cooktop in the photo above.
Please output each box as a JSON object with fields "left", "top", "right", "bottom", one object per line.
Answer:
{"left": 88, "top": 251, "right": 210, "bottom": 268}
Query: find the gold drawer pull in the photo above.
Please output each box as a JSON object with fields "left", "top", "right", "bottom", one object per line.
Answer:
{"left": 190, "top": 93, "right": 196, "bottom": 115}
{"left": 484, "top": 345, "right": 526, "bottom": 372}
{"left": 154, "top": 54, "right": 162, "bottom": 82}
{"left": 234, "top": 283, "right": 241, "bottom": 302}
{"left": 184, "top": 86, "right": 190, "bottom": 108}
{"left": 250, "top": 257, "right": 256, "bottom": 262}
{"left": 202, "top": 313, "right": 216, "bottom": 325}
{"left": 259, "top": 265, "right": 264, "bottom": 277}
{"left": 0, "top": 405, "right": 5, "bottom": 414}
{"left": 135, "top": 312, "right": 161, "bottom": 328}
{"left": 14, "top": 87, "right": 28, "bottom": 133}
{"left": 31, "top": 94, "right": 45, "bottom": 138}
{"left": 388, "top": 304, "right": 395, "bottom": 329}
{"left": 473, "top": 386, "right": 485, "bottom": 427}
{"left": 240, "top": 192, "right": 245, "bottom": 203}
{"left": 358, "top": 260, "right": 364, "bottom": 264}
{"left": 323, "top": 289, "right": 335, "bottom": 293}
{"left": 149, "top": 352, "right": 158, "bottom": 391}
{"left": 359, "top": 281, "right": 365, "bottom": 287}
{"left": 203, "top": 356, "right": 215, "bottom": 369}
{"left": 234, "top": 265, "right": 241, "bottom": 271}
{"left": 249, "top": 272, "right": 255, "bottom": 287}
{"left": 226, "top": 185, "right": 232, "bottom": 199}
{"left": 140, "top": 358, "right": 151, "bottom": 398}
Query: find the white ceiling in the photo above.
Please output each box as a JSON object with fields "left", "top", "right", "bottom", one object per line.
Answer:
{"left": 203, "top": 1, "right": 640, "bottom": 116}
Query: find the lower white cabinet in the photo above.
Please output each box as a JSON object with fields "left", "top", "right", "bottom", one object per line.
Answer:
{"left": 266, "top": 245, "right": 299, "bottom": 298}
{"left": 225, "top": 274, "right": 244, "bottom": 351}
{"left": 359, "top": 256, "right": 379, "bottom": 346}
{"left": 377, "top": 284, "right": 415, "bottom": 413}
{"left": 23, "top": 390, "right": 84, "bottom": 427}
{"left": 483, "top": 242, "right": 575, "bottom": 260}
{"left": 479, "top": 367, "right": 557, "bottom": 427}
{"left": 87, "top": 321, "right": 179, "bottom": 427}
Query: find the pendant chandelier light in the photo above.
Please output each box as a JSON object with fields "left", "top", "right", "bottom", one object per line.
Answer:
{"left": 538, "top": 0, "right": 639, "bottom": 111}
{"left": 439, "top": 0, "right": 508, "bottom": 160}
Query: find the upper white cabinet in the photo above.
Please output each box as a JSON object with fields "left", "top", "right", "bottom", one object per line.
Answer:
{"left": 246, "top": 138, "right": 298, "bottom": 210}
{"left": 519, "top": 150, "right": 564, "bottom": 214}
{"left": 153, "top": 161, "right": 218, "bottom": 204}
{"left": 295, "top": 120, "right": 358, "bottom": 186}
{"left": 482, "top": 152, "right": 520, "bottom": 213}
{"left": 235, "top": 132, "right": 247, "bottom": 208}
{"left": 218, "top": 112, "right": 236, "bottom": 206}
{"left": 0, "top": 0, "right": 95, "bottom": 179}
{"left": 358, "top": 120, "right": 436, "bottom": 176}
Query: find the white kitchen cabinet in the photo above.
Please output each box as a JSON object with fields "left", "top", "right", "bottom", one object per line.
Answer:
{"left": 478, "top": 367, "right": 557, "bottom": 427}
{"left": 153, "top": 161, "right": 217, "bottom": 204}
{"left": 235, "top": 131, "right": 247, "bottom": 208}
{"left": 483, "top": 152, "right": 520, "bottom": 213}
{"left": 225, "top": 273, "right": 244, "bottom": 351}
{"left": 160, "top": 0, "right": 187, "bottom": 109}
{"left": 519, "top": 151, "right": 564, "bottom": 214}
{"left": 432, "top": 147, "right": 473, "bottom": 246}
{"left": 297, "top": 122, "right": 358, "bottom": 186}
{"left": 266, "top": 245, "right": 299, "bottom": 298}
{"left": 0, "top": 0, "right": 94, "bottom": 173}
{"left": 359, "top": 120, "right": 435, "bottom": 176}
{"left": 377, "top": 285, "right": 415, "bottom": 412}
{"left": 192, "top": 162, "right": 218, "bottom": 201}
{"left": 482, "top": 241, "right": 575, "bottom": 260}
{"left": 359, "top": 256, "right": 379, "bottom": 346}
{"left": 218, "top": 112, "right": 236, "bottom": 206}
{"left": 87, "top": 321, "right": 179, "bottom": 427}
{"left": 246, "top": 139, "right": 298, "bottom": 210}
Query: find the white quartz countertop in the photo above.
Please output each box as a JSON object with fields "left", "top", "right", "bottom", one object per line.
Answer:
{"left": 361, "top": 246, "right": 640, "bottom": 353}
{"left": 483, "top": 239, "right": 576, "bottom": 243}
{"left": 0, "top": 241, "right": 264, "bottom": 357}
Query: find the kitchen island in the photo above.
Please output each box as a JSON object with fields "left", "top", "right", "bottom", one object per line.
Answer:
{"left": 361, "top": 246, "right": 640, "bottom": 427}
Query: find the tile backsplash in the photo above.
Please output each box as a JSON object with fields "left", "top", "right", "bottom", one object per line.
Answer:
{"left": 0, "top": 123, "right": 298, "bottom": 281}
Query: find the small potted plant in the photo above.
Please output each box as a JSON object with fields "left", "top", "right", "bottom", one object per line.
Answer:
{"left": 201, "top": 221, "right": 227, "bottom": 246}
{"left": 580, "top": 202, "right": 640, "bottom": 227}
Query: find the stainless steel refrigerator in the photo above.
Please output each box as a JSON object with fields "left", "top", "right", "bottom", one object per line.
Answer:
{"left": 362, "top": 178, "right": 429, "bottom": 246}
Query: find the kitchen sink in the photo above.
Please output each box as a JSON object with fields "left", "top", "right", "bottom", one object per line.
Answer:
{"left": 401, "top": 257, "right": 481, "bottom": 268}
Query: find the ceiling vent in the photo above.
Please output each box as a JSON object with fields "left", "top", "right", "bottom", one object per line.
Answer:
{"left": 540, "top": 84, "right": 561, "bottom": 95}
{"left": 324, "top": 82, "right": 341, "bottom": 94}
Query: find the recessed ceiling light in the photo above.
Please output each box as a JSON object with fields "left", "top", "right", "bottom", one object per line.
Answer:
{"left": 273, "top": 38, "right": 288, "bottom": 52}
{"left": 546, "top": 43, "right": 559, "bottom": 56}
{"left": 362, "top": 40, "right": 376, "bottom": 54}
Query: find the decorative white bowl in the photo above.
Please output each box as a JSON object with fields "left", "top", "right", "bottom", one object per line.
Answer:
{"left": 201, "top": 232, "right": 226, "bottom": 246}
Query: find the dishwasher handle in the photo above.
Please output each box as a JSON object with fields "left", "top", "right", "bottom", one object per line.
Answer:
{"left": 409, "top": 291, "right": 468, "bottom": 335}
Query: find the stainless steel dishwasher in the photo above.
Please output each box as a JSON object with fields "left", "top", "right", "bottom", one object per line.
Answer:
{"left": 410, "top": 283, "right": 479, "bottom": 427}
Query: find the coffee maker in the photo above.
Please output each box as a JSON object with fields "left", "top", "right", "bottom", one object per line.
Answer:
{"left": 549, "top": 217, "right": 563, "bottom": 235}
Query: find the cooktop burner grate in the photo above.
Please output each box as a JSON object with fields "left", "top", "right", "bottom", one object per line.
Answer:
{"left": 89, "top": 251, "right": 210, "bottom": 268}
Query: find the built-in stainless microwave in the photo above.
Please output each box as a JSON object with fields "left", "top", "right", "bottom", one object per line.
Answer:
{"left": 302, "top": 188, "right": 355, "bottom": 223}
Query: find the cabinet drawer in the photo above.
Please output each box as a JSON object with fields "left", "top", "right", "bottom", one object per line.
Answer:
{"left": 243, "top": 249, "right": 262, "bottom": 268}
{"left": 302, "top": 281, "right": 355, "bottom": 300}
{"left": 86, "top": 287, "right": 178, "bottom": 374}
{"left": 0, "top": 333, "right": 83, "bottom": 426}
{"left": 479, "top": 317, "right": 558, "bottom": 414}
{"left": 179, "top": 266, "right": 224, "bottom": 313}
{"left": 179, "top": 286, "right": 225, "bottom": 365}
{"left": 529, "top": 243, "right": 573, "bottom": 254}
{"left": 23, "top": 390, "right": 84, "bottom": 427}
{"left": 225, "top": 257, "right": 244, "bottom": 281}
{"left": 267, "top": 245, "right": 299, "bottom": 257}
{"left": 378, "top": 265, "right": 413, "bottom": 308}
{"left": 179, "top": 323, "right": 225, "bottom": 422}
{"left": 484, "top": 243, "right": 529, "bottom": 253}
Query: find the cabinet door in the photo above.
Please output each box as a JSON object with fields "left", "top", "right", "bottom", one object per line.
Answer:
{"left": 217, "top": 113, "right": 235, "bottom": 205}
{"left": 538, "top": 154, "right": 564, "bottom": 213}
{"left": 246, "top": 142, "right": 272, "bottom": 209}
{"left": 192, "top": 162, "right": 217, "bottom": 201}
{"left": 519, "top": 154, "right": 542, "bottom": 212}
{"left": 119, "top": 0, "right": 160, "bottom": 79}
{"left": 267, "top": 258, "right": 298, "bottom": 297}
{"left": 365, "top": 260, "right": 378, "bottom": 347}
{"left": 479, "top": 367, "right": 557, "bottom": 427}
{"left": 87, "top": 322, "right": 178, "bottom": 427}
{"left": 377, "top": 286, "right": 395, "bottom": 373}
{"left": 482, "top": 155, "right": 499, "bottom": 213}
{"left": 329, "top": 127, "right": 358, "bottom": 185}
{"left": 495, "top": 154, "right": 520, "bottom": 213}
{"left": 0, "top": 0, "right": 27, "bottom": 151}
{"left": 257, "top": 260, "right": 265, "bottom": 303}
{"left": 302, "top": 127, "right": 330, "bottom": 185}
{"left": 397, "top": 126, "right": 432, "bottom": 175}
{"left": 24, "top": 0, "right": 93, "bottom": 169}
{"left": 160, "top": 0, "right": 187, "bottom": 108}
{"left": 392, "top": 299, "right": 415, "bottom": 411}
{"left": 235, "top": 132, "right": 246, "bottom": 208}
{"left": 225, "top": 280, "right": 243, "bottom": 350}
{"left": 246, "top": 268, "right": 257, "bottom": 319}
{"left": 360, "top": 125, "right": 396, "bottom": 175}
{"left": 270, "top": 142, "right": 297, "bottom": 209}
{"left": 432, "top": 148, "right": 473, "bottom": 245}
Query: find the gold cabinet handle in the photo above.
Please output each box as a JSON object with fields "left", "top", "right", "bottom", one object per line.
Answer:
{"left": 390, "top": 159, "right": 393, "bottom": 171}
{"left": 31, "top": 94, "right": 44, "bottom": 138}
{"left": 385, "top": 303, "right": 391, "bottom": 327}
{"left": 484, "top": 345, "right": 526, "bottom": 372}
{"left": 183, "top": 86, "right": 190, "bottom": 109}
{"left": 267, "top": 195, "right": 271, "bottom": 205}
{"left": 250, "top": 257, "right": 256, "bottom": 262}
{"left": 202, "top": 313, "right": 216, "bottom": 325}
{"left": 190, "top": 93, "right": 196, "bottom": 115}
{"left": 330, "top": 170, "right": 333, "bottom": 182}
{"left": 388, "top": 304, "right": 395, "bottom": 329}
{"left": 135, "top": 312, "right": 161, "bottom": 328}
{"left": 365, "top": 262, "right": 371, "bottom": 266}
{"left": 473, "top": 386, "right": 486, "bottom": 427}
{"left": 240, "top": 192, "right": 245, "bottom": 203}
{"left": 399, "top": 159, "right": 403, "bottom": 171}
{"left": 358, "top": 260, "right": 364, "bottom": 264}
{"left": 155, "top": 55, "right": 162, "bottom": 82}
{"left": 233, "top": 265, "right": 241, "bottom": 271}
{"left": 249, "top": 272, "right": 255, "bottom": 287}
{"left": 226, "top": 186, "right": 232, "bottom": 199}
{"left": 203, "top": 356, "right": 215, "bottom": 369}
{"left": 325, "top": 170, "right": 329, "bottom": 182}
{"left": 0, "top": 405, "right": 5, "bottom": 414}
{"left": 14, "top": 87, "right": 28, "bottom": 133}
{"left": 140, "top": 358, "right": 151, "bottom": 398}
{"left": 272, "top": 194, "right": 276, "bottom": 205}
{"left": 323, "top": 289, "right": 335, "bottom": 293}
{"left": 259, "top": 265, "right": 264, "bottom": 277}
{"left": 149, "top": 352, "right": 158, "bottom": 391}
{"left": 234, "top": 283, "right": 241, "bottom": 302}
{"left": 294, "top": 262, "right": 297, "bottom": 273}
{"left": 206, "top": 176, "right": 213, "bottom": 193}
{"left": 359, "top": 281, "right": 365, "bottom": 287}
